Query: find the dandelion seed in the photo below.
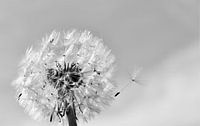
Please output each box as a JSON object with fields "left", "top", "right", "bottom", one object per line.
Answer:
{"left": 130, "top": 67, "right": 143, "bottom": 83}
{"left": 114, "top": 67, "right": 142, "bottom": 97}
{"left": 12, "top": 29, "right": 116, "bottom": 126}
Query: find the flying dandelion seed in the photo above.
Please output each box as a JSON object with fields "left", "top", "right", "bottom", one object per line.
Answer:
{"left": 12, "top": 29, "right": 117, "bottom": 126}
{"left": 114, "top": 67, "right": 142, "bottom": 97}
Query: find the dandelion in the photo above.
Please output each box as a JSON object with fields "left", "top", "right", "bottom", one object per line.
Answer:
{"left": 12, "top": 29, "right": 116, "bottom": 126}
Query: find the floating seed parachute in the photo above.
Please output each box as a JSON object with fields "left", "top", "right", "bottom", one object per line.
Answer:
{"left": 13, "top": 29, "right": 116, "bottom": 126}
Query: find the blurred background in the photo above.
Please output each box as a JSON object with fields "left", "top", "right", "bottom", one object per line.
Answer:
{"left": 0, "top": 0, "right": 199, "bottom": 126}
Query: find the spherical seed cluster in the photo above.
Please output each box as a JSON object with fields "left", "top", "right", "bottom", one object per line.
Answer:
{"left": 13, "top": 29, "right": 116, "bottom": 126}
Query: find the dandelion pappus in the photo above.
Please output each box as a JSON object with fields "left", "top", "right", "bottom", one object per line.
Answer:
{"left": 13, "top": 29, "right": 117, "bottom": 126}
{"left": 114, "top": 67, "right": 143, "bottom": 97}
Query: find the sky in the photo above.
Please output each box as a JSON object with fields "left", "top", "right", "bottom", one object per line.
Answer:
{"left": 0, "top": 0, "right": 199, "bottom": 126}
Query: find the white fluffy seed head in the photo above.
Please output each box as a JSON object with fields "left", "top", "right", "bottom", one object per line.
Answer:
{"left": 12, "top": 29, "right": 117, "bottom": 125}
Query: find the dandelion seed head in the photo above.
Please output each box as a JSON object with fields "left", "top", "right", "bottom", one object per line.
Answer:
{"left": 13, "top": 29, "right": 116, "bottom": 125}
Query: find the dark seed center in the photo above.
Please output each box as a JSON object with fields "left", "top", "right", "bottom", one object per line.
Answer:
{"left": 46, "top": 62, "right": 82, "bottom": 90}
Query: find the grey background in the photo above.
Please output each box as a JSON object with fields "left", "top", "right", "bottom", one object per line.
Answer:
{"left": 0, "top": 0, "right": 199, "bottom": 126}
